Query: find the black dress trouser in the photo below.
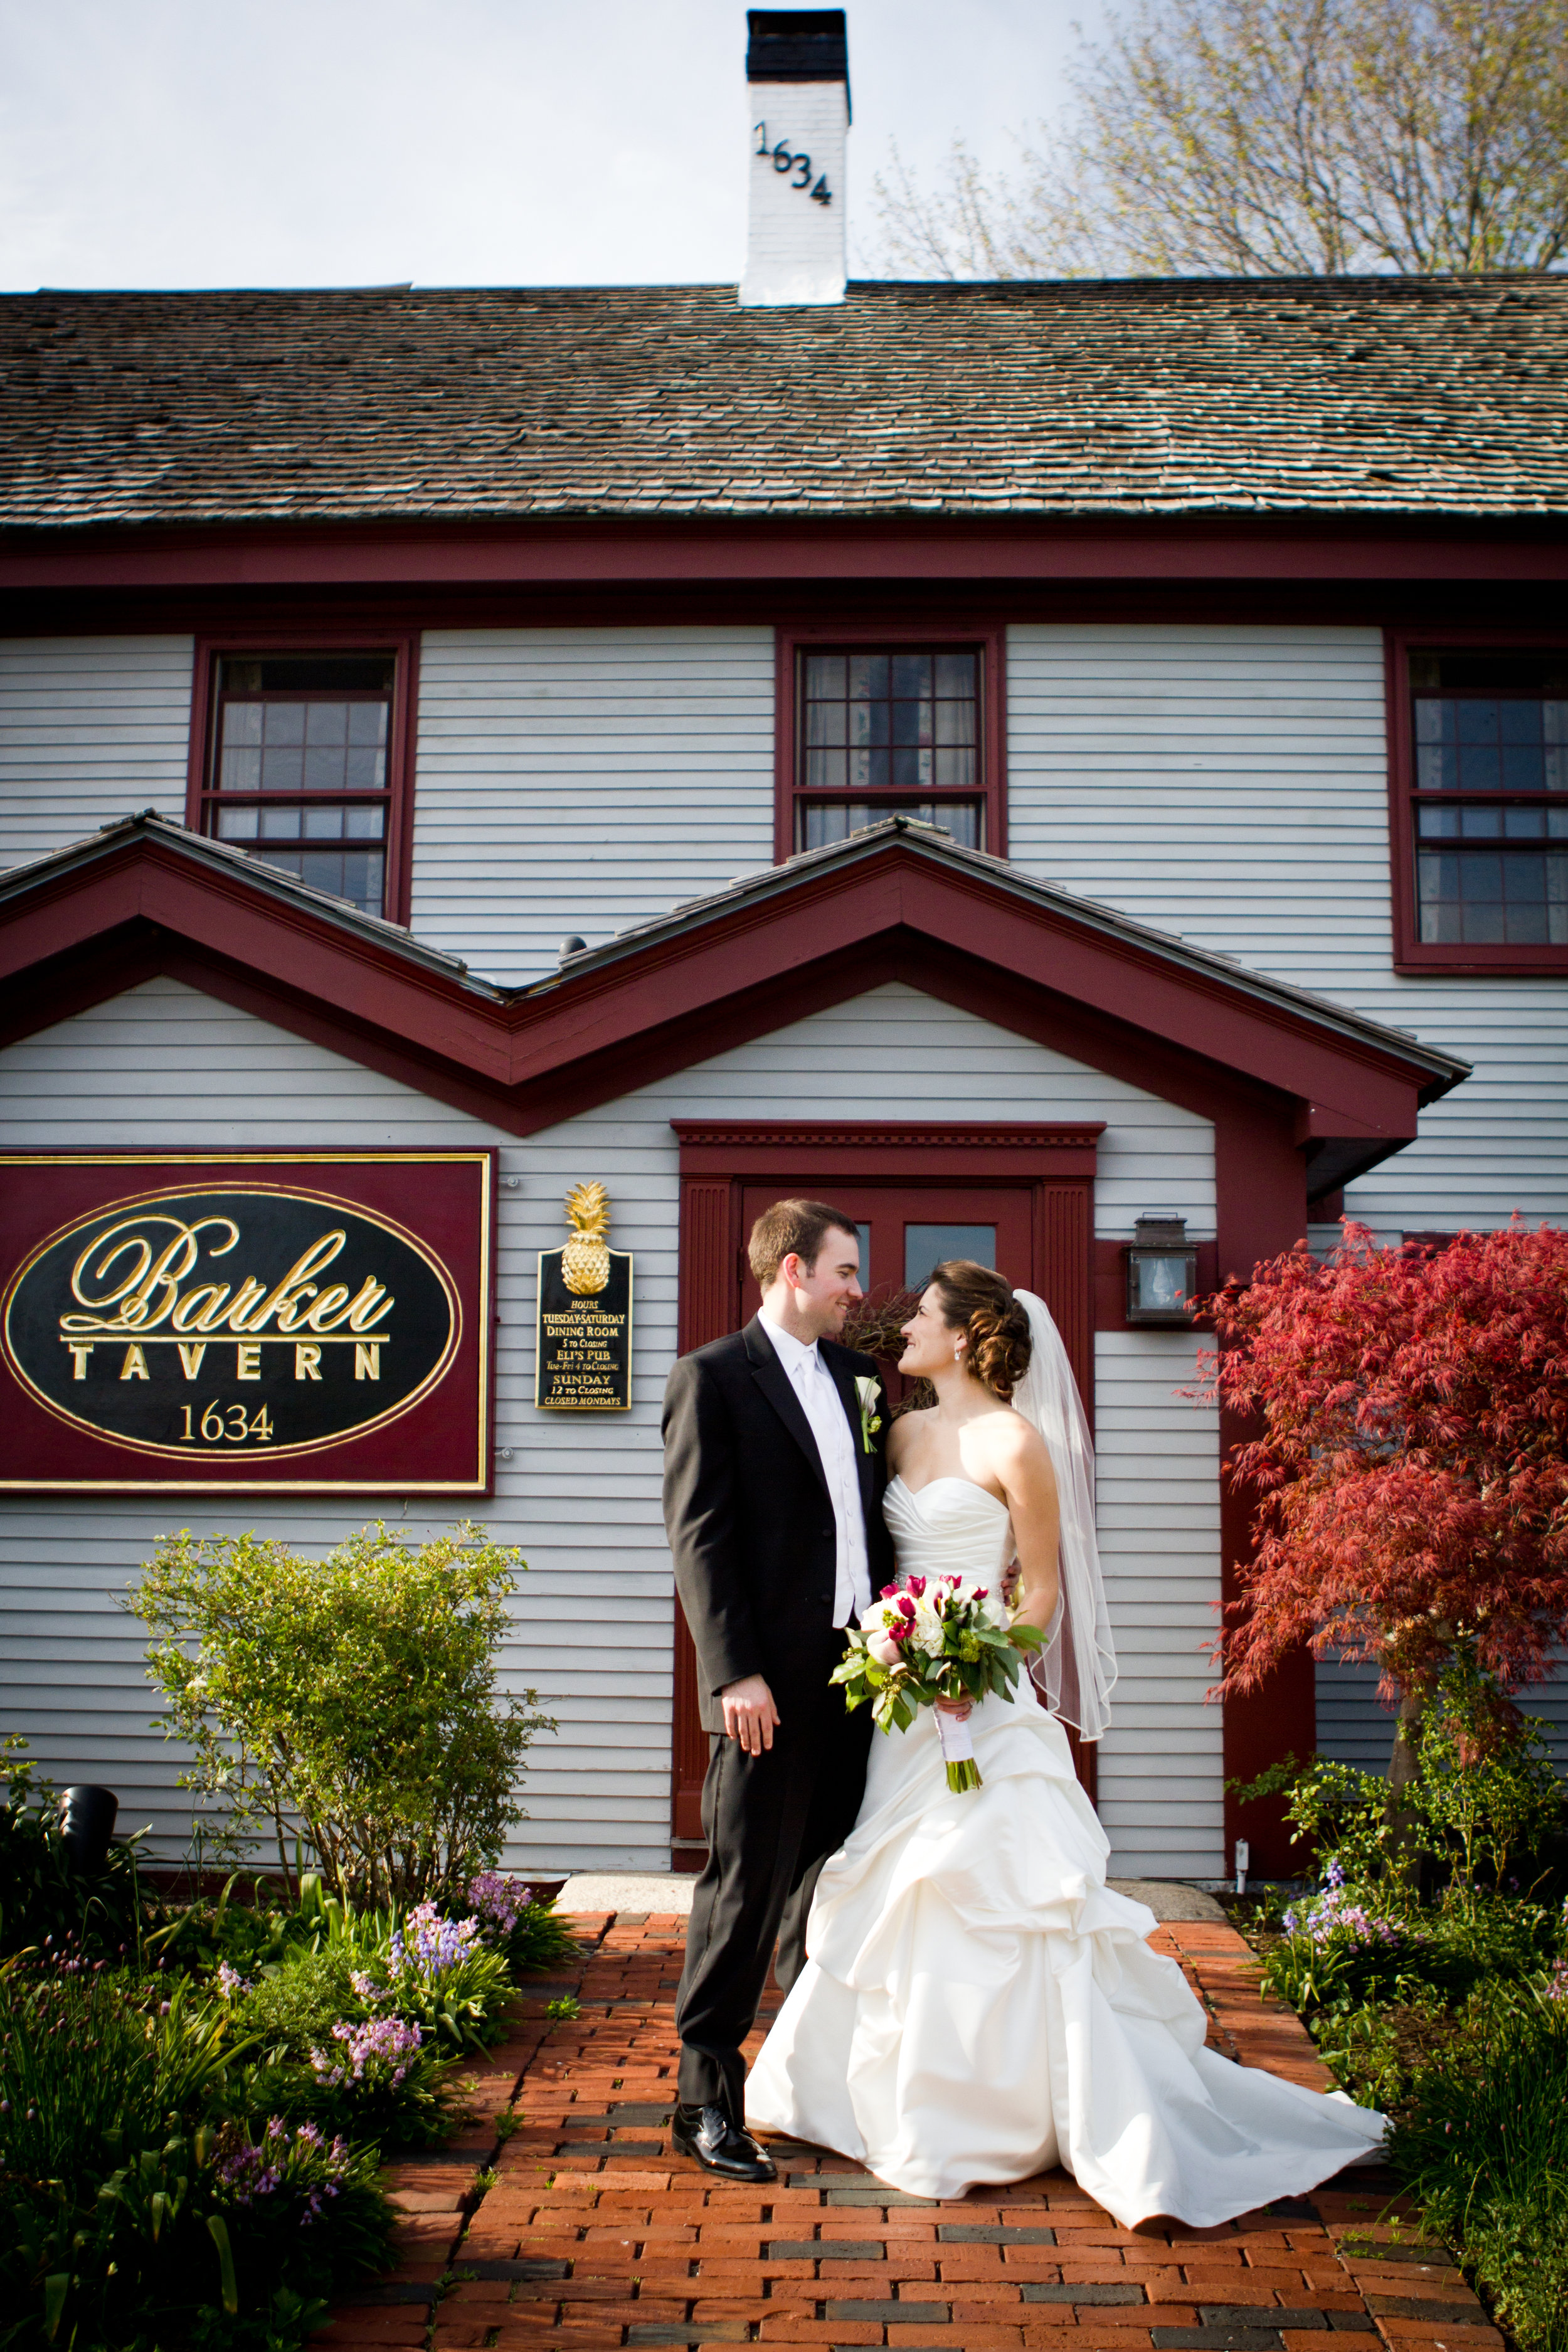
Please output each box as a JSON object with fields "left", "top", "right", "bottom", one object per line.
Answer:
{"left": 675, "top": 1675, "right": 874, "bottom": 2119}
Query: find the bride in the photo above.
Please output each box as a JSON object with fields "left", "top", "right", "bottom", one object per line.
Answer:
{"left": 744, "top": 1259, "right": 1385, "bottom": 2227}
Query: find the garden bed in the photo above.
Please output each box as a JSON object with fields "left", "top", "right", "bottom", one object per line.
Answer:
{"left": 0, "top": 1858, "right": 588, "bottom": 2349}
{"left": 1224, "top": 1877, "right": 1568, "bottom": 2352}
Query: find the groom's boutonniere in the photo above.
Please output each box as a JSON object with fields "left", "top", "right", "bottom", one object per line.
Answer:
{"left": 854, "top": 1374, "right": 884, "bottom": 1455}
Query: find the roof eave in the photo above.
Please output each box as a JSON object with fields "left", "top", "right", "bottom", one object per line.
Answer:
{"left": 544, "top": 815, "right": 1471, "bottom": 1095}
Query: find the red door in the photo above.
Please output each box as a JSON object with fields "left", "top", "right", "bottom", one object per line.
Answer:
{"left": 669, "top": 1124, "right": 1101, "bottom": 1860}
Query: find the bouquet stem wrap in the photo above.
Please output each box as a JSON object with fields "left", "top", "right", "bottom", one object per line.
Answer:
{"left": 935, "top": 1707, "right": 981, "bottom": 1793}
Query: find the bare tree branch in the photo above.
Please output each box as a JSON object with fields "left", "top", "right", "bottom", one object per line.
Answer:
{"left": 870, "top": 0, "right": 1568, "bottom": 278}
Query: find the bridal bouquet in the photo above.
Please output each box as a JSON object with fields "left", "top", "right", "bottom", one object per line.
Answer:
{"left": 831, "top": 1574, "right": 1044, "bottom": 1793}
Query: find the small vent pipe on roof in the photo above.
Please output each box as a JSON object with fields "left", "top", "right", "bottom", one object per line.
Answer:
{"left": 740, "top": 9, "right": 849, "bottom": 307}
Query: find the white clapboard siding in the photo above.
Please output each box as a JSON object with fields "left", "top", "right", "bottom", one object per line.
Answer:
{"left": 1316, "top": 1655, "right": 1568, "bottom": 1779}
{"left": 1093, "top": 1330, "right": 1223, "bottom": 1878}
{"left": 1007, "top": 623, "right": 1568, "bottom": 1243}
{"left": 0, "top": 975, "right": 1215, "bottom": 1872}
{"left": 410, "top": 628, "right": 776, "bottom": 985}
{"left": 0, "top": 636, "right": 194, "bottom": 868}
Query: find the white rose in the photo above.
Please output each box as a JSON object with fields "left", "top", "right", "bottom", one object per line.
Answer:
{"left": 911, "top": 1597, "right": 946, "bottom": 1657}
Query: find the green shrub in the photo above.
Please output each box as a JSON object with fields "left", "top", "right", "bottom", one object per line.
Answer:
{"left": 1387, "top": 1988, "right": 1568, "bottom": 2352}
{"left": 213, "top": 1939, "right": 463, "bottom": 2150}
{"left": 1262, "top": 1885, "right": 1562, "bottom": 2021}
{"left": 126, "top": 1522, "right": 555, "bottom": 1908}
{"left": 1, "top": 2119, "right": 391, "bottom": 2352}
{"left": 0, "top": 1962, "right": 242, "bottom": 2182}
{"left": 147, "top": 1875, "right": 292, "bottom": 1981}
{"left": 1413, "top": 1662, "right": 1564, "bottom": 1912}
{"left": 230, "top": 1944, "right": 364, "bottom": 2059}
{"left": 1241, "top": 1668, "right": 1565, "bottom": 1919}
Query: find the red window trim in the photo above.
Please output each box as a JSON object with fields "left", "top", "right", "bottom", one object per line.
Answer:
{"left": 186, "top": 628, "right": 420, "bottom": 928}
{"left": 774, "top": 621, "right": 1007, "bottom": 866}
{"left": 1385, "top": 625, "right": 1568, "bottom": 977}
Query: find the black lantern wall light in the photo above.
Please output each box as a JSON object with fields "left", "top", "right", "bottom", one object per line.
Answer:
{"left": 1124, "top": 1214, "right": 1199, "bottom": 1326}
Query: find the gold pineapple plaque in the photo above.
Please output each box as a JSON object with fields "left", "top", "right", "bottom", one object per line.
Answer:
{"left": 535, "top": 1180, "right": 633, "bottom": 1411}
{"left": 561, "top": 1180, "right": 612, "bottom": 1295}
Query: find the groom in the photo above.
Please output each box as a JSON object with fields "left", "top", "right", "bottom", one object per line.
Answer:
{"left": 662, "top": 1197, "right": 893, "bottom": 2182}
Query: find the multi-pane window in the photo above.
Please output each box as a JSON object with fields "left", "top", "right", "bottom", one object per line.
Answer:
{"left": 797, "top": 649, "right": 982, "bottom": 852}
{"left": 200, "top": 655, "right": 396, "bottom": 918}
{"left": 1411, "top": 653, "right": 1568, "bottom": 947}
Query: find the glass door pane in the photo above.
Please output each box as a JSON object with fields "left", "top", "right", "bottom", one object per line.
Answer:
{"left": 903, "top": 1222, "right": 997, "bottom": 1289}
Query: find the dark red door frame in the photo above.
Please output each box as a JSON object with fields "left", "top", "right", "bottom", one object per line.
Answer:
{"left": 669, "top": 1123, "right": 1104, "bottom": 1855}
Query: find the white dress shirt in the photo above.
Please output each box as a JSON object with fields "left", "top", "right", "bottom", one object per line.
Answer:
{"left": 758, "top": 1311, "right": 873, "bottom": 1628}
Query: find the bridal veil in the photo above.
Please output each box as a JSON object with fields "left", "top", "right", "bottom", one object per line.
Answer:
{"left": 1010, "top": 1289, "right": 1117, "bottom": 1741}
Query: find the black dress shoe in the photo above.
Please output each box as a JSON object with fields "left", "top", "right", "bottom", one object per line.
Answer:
{"left": 671, "top": 2102, "right": 778, "bottom": 2183}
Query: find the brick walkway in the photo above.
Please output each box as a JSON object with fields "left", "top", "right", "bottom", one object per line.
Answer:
{"left": 320, "top": 1912, "right": 1503, "bottom": 2352}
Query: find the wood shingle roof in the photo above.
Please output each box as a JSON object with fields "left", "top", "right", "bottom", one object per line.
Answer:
{"left": 2, "top": 274, "right": 1565, "bottom": 529}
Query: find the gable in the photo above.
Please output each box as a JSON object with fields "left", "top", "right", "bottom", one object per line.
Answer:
{"left": 0, "top": 813, "right": 1463, "bottom": 1217}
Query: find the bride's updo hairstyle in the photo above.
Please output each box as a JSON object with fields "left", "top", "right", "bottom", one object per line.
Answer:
{"left": 928, "top": 1260, "right": 1032, "bottom": 1400}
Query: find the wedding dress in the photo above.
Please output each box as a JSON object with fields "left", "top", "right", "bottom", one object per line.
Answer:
{"left": 744, "top": 1470, "right": 1387, "bottom": 2225}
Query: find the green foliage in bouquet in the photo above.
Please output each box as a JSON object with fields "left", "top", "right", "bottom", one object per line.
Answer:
{"left": 125, "top": 1521, "right": 556, "bottom": 1909}
{"left": 833, "top": 1572, "right": 1044, "bottom": 1792}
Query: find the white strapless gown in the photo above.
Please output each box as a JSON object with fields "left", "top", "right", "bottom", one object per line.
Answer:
{"left": 744, "top": 1474, "right": 1385, "bottom": 2226}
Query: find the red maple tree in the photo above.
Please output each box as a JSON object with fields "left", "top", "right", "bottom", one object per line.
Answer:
{"left": 1202, "top": 1219, "right": 1568, "bottom": 1781}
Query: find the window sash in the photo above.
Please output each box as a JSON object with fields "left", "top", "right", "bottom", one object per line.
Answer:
{"left": 792, "top": 642, "right": 986, "bottom": 852}
{"left": 1395, "top": 651, "right": 1568, "bottom": 968}
{"left": 197, "top": 652, "right": 404, "bottom": 921}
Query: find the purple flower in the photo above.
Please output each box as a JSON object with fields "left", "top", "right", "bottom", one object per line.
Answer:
{"left": 309, "top": 2013, "right": 424, "bottom": 2089}
{"left": 466, "top": 1872, "right": 535, "bottom": 1941}
{"left": 388, "top": 1901, "right": 480, "bottom": 1982}
{"left": 214, "top": 1961, "right": 250, "bottom": 1999}
{"left": 212, "top": 2116, "right": 356, "bottom": 2213}
{"left": 1288, "top": 1880, "right": 1403, "bottom": 1951}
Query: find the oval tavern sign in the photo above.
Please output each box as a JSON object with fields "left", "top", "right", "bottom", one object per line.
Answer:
{"left": 0, "top": 1155, "right": 494, "bottom": 1492}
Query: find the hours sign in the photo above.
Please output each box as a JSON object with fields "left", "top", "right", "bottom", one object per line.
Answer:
{"left": 0, "top": 1152, "right": 495, "bottom": 1491}
{"left": 534, "top": 1180, "right": 633, "bottom": 1411}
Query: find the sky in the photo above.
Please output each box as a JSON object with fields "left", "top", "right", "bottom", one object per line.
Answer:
{"left": 0, "top": 0, "right": 1103, "bottom": 293}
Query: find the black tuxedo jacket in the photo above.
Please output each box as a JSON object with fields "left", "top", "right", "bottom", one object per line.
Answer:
{"left": 662, "top": 1316, "right": 896, "bottom": 1735}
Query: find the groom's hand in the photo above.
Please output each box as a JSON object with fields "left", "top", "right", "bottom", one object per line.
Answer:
{"left": 721, "top": 1674, "right": 780, "bottom": 1755}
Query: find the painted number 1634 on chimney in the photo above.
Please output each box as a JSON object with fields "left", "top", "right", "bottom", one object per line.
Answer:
{"left": 753, "top": 124, "right": 832, "bottom": 205}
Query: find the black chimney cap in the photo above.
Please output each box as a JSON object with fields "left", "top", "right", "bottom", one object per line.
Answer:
{"left": 747, "top": 11, "right": 850, "bottom": 93}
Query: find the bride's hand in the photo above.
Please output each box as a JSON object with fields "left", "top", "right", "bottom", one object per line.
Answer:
{"left": 935, "top": 1697, "right": 973, "bottom": 1719}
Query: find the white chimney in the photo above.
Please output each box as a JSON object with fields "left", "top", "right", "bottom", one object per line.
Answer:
{"left": 740, "top": 9, "right": 849, "bottom": 307}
